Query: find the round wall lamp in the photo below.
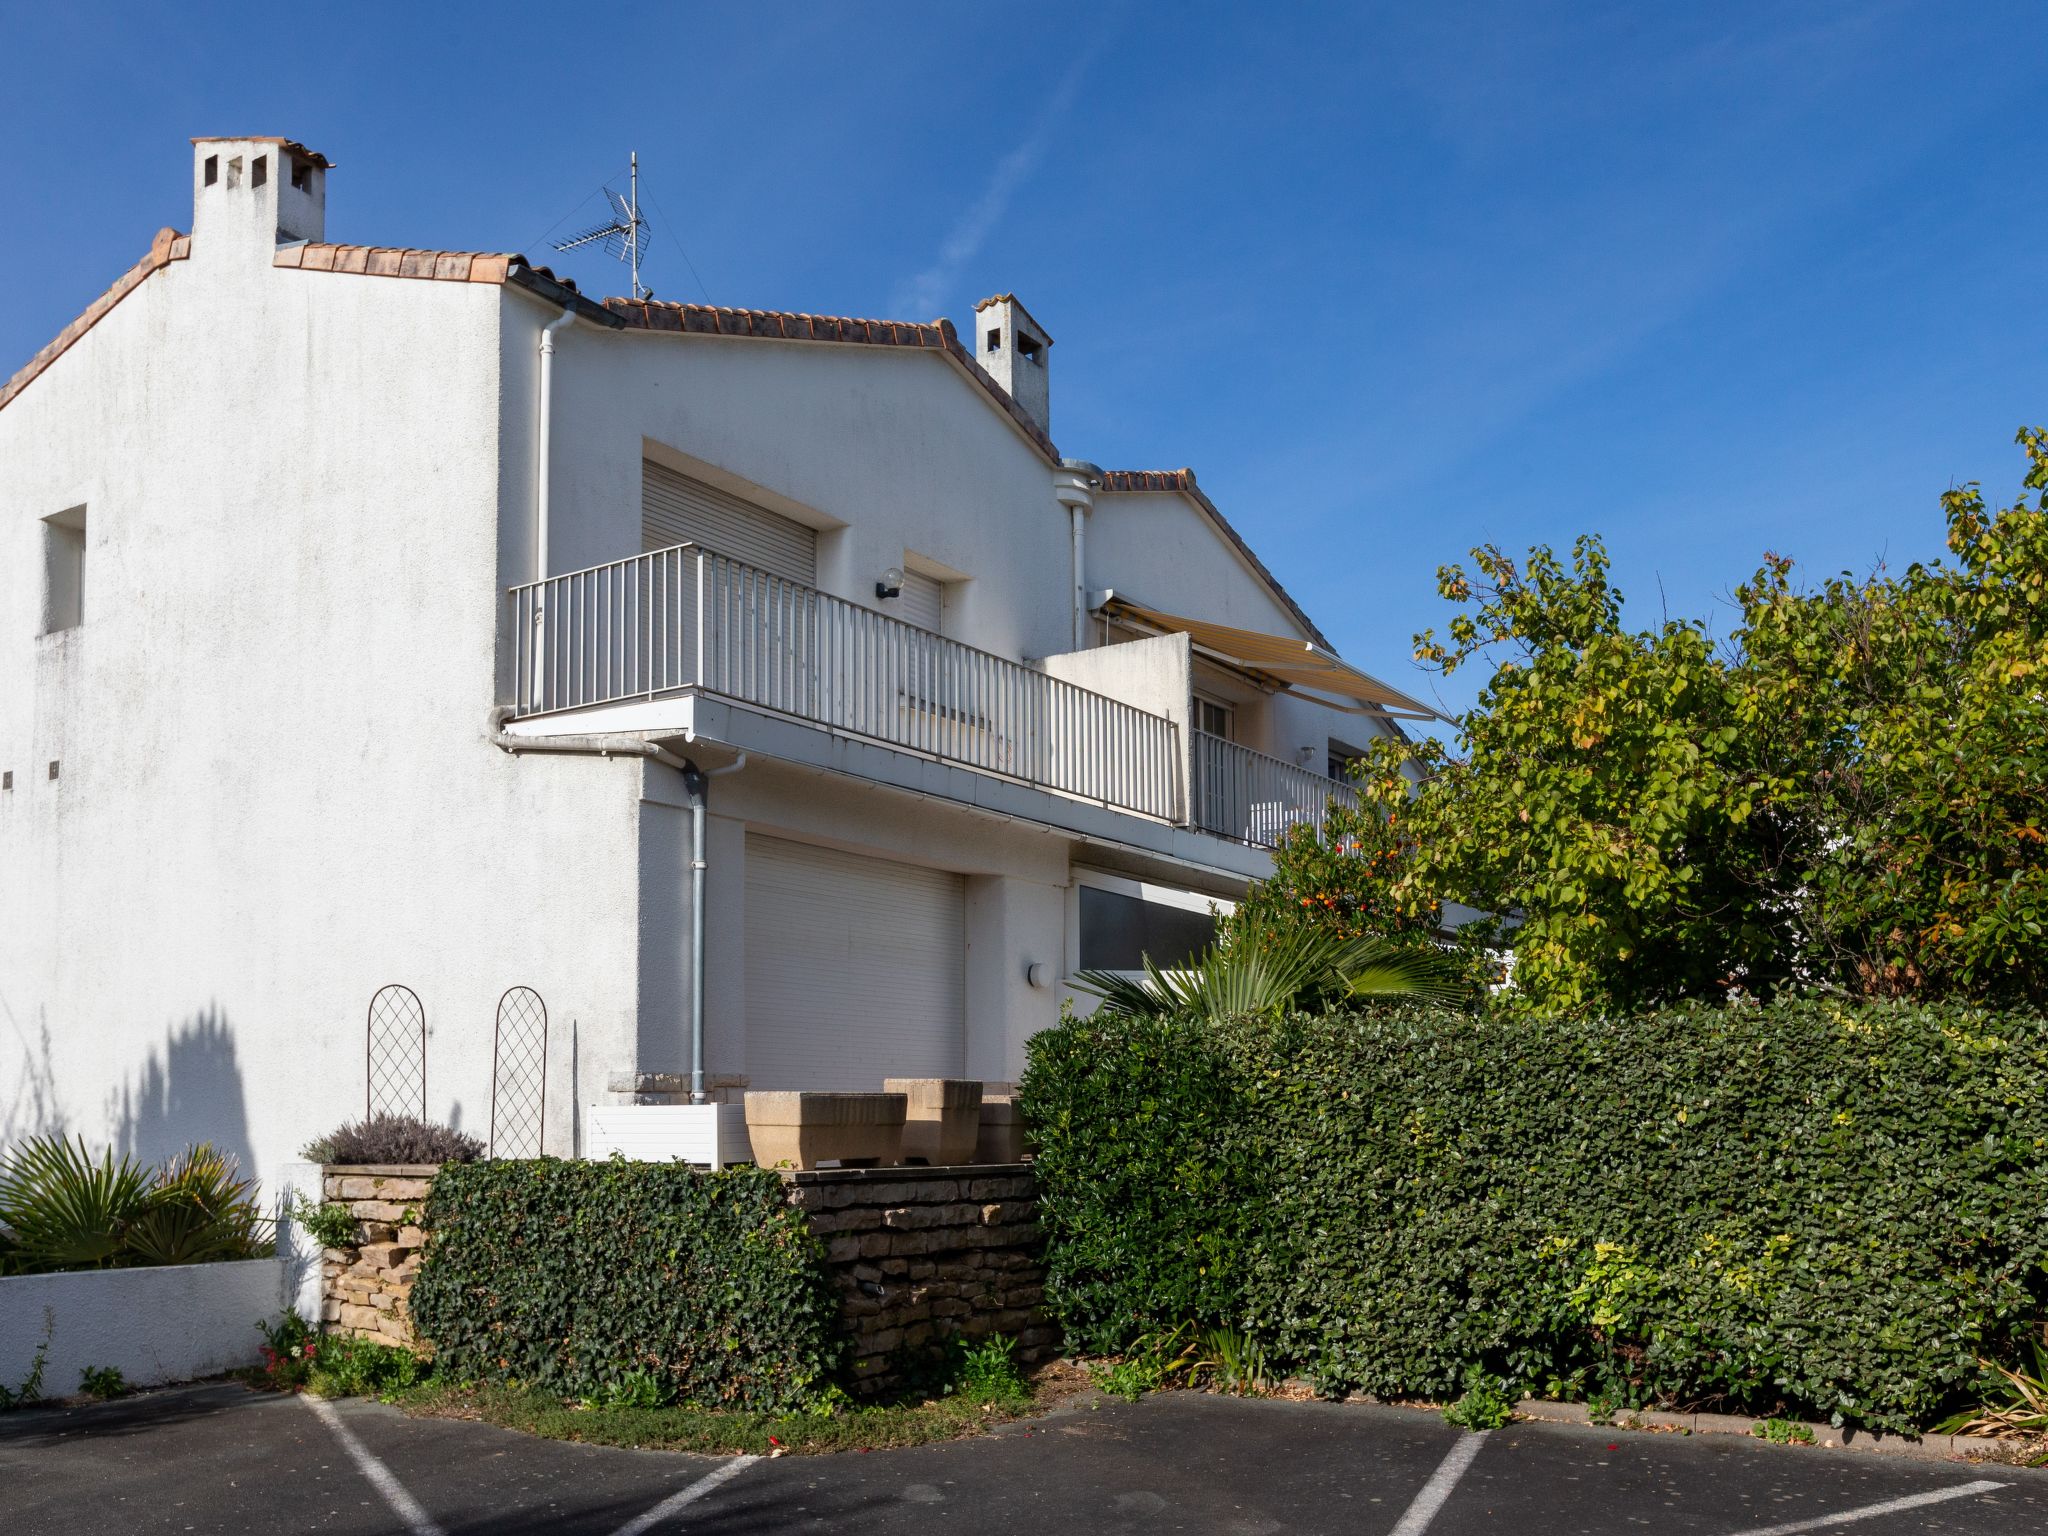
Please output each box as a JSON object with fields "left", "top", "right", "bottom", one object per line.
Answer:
{"left": 876, "top": 567, "right": 904, "bottom": 600}
{"left": 1025, "top": 961, "right": 1050, "bottom": 989}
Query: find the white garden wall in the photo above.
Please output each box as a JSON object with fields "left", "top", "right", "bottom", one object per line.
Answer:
{"left": 0, "top": 1258, "right": 285, "bottom": 1395}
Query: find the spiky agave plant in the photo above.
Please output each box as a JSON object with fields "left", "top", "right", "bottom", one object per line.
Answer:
{"left": 123, "top": 1144, "right": 265, "bottom": 1266}
{"left": 0, "top": 1136, "right": 153, "bottom": 1273}
{"left": 1072, "top": 915, "right": 1471, "bottom": 1021}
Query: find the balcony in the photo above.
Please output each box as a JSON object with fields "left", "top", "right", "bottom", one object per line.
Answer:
{"left": 1190, "top": 731, "right": 1360, "bottom": 847}
{"left": 507, "top": 545, "right": 1357, "bottom": 853}
{"left": 510, "top": 545, "right": 1180, "bottom": 821}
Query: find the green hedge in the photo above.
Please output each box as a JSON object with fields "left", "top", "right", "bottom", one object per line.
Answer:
{"left": 1018, "top": 1001, "right": 2048, "bottom": 1430}
{"left": 408, "top": 1159, "right": 840, "bottom": 1412}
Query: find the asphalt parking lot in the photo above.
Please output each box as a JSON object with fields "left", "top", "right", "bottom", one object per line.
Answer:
{"left": 5, "top": 1381, "right": 2045, "bottom": 1536}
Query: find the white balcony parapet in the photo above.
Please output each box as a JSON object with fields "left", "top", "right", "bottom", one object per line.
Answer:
{"left": 1191, "top": 729, "right": 1360, "bottom": 849}
{"left": 510, "top": 544, "right": 1182, "bottom": 823}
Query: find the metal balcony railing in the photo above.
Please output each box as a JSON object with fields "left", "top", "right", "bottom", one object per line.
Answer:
{"left": 1191, "top": 730, "right": 1359, "bottom": 848}
{"left": 509, "top": 544, "right": 1182, "bottom": 821}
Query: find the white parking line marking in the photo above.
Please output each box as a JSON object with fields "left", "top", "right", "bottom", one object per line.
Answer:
{"left": 1387, "top": 1431, "right": 1488, "bottom": 1536}
{"left": 301, "top": 1393, "right": 446, "bottom": 1536}
{"left": 610, "top": 1454, "right": 762, "bottom": 1536}
{"left": 1725, "top": 1478, "right": 2009, "bottom": 1536}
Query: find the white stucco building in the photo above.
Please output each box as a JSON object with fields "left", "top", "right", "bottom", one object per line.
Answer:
{"left": 0, "top": 136, "right": 1435, "bottom": 1189}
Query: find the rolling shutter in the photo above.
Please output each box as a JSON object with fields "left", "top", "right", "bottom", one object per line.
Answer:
{"left": 744, "top": 835, "right": 965, "bottom": 1091}
{"left": 896, "top": 568, "right": 944, "bottom": 632}
{"left": 642, "top": 461, "right": 817, "bottom": 585}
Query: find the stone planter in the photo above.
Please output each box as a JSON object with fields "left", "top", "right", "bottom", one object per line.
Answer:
{"left": 884, "top": 1078, "right": 983, "bottom": 1166}
{"left": 744, "top": 1091, "right": 906, "bottom": 1170}
{"left": 0, "top": 1257, "right": 286, "bottom": 1392}
{"left": 974, "top": 1093, "right": 1029, "bottom": 1163}
{"left": 317, "top": 1164, "right": 439, "bottom": 1346}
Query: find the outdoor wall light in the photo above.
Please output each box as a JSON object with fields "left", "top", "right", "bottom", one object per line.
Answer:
{"left": 876, "top": 567, "right": 904, "bottom": 600}
{"left": 1025, "top": 961, "right": 1050, "bottom": 989}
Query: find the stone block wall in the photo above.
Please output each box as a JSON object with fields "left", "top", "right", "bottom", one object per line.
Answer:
{"left": 317, "top": 1164, "right": 437, "bottom": 1348}
{"left": 782, "top": 1163, "right": 1054, "bottom": 1395}
{"left": 316, "top": 1161, "right": 1054, "bottom": 1393}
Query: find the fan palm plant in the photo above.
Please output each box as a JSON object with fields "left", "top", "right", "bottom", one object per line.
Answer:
{"left": 0, "top": 1135, "right": 264, "bottom": 1274}
{"left": 1073, "top": 915, "right": 1471, "bottom": 1021}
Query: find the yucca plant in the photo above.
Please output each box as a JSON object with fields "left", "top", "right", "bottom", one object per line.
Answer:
{"left": 123, "top": 1144, "right": 264, "bottom": 1266}
{"left": 0, "top": 1136, "right": 265, "bottom": 1274}
{"left": 0, "top": 1136, "right": 153, "bottom": 1273}
{"left": 1073, "top": 916, "right": 1471, "bottom": 1022}
{"left": 1938, "top": 1342, "right": 2048, "bottom": 1438}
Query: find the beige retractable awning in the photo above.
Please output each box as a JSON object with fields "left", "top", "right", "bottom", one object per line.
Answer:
{"left": 1105, "top": 599, "right": 1441, "bottom": 720}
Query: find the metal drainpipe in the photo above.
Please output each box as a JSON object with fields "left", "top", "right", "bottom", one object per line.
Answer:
{"left": 682, "top": 754, "right": 747, "bottom": 1103}
{"left": 536, "top": 309, "right": 576, "bottom": 583}
{"left": 491, "top": 714, "right": 745, "bottom": 1105}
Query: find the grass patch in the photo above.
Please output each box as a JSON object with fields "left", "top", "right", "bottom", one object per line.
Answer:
{"left": 395, "top": 1370, "right": 1059, "bottom": 1455}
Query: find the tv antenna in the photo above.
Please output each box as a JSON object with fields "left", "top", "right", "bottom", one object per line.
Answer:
{"left": 553, "top": 151, "right": 650, "bottom": 299}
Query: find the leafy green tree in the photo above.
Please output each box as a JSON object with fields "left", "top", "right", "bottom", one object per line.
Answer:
{"left": 1242, "top": 427, "right": 2048, "bottom": 1015}
{"left": 1399, "top": 536, "right": 1793, "bottom": 1013}
{"left": 1733, "top": 427, "right": 2048, "bottom": 1006}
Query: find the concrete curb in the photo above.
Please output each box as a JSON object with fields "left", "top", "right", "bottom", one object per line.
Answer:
{"left": 1510, "top": 1398, "right": 2014, "bottom": 1466}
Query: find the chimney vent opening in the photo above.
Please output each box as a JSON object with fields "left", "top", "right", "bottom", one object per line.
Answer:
{"left": 1017, "top": 333, "right": 1043, "bottom": 364}
{"left": 251, "top": 154, "right": 267, "bottom": 188}
{"left": 227, "top": 155, "right": 243, "bottom": 189}
{"left": 204, "top": 155, "right": 218, "bottom": 186}
{"left": 985, "top": 327, "right": 1001, "bottom": 353}
{"left": 290, "top": 157, "right": 311, "bottom": 191}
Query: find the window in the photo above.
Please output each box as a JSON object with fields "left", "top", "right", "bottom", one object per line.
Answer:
{"left": 1193, "top": 695, "right": 1233, "bottom": 740}
{"left": 1078, "top": 885, "right": 1218, "bottom": 972}
{"left": 40, "top": 506, "right": 85, "bottom": 634}
{"left": 1328, "top": 738, "right": 1366, "bottom": 782}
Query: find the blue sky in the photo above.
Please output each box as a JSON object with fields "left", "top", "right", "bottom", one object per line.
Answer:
{"left": 3, "top": 2, "right": 2040, "bottom": 722}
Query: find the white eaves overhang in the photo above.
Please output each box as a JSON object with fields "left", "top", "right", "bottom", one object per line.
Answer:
{"left": 1098, "top": 595, "right": 1442, "bottom": 722}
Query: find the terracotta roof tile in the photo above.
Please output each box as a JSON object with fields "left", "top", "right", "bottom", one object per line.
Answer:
{"left": 604, "top": 299, "right": 1059, "bottom": 461}
{"left": 1098, "top": 468, "right": 1335, "bottom": 652}
{"left": 277, "top": 243, "right": 525, "bottom": 286}
{"left": 0, "top": 227, "right": 193, "bottom": 415}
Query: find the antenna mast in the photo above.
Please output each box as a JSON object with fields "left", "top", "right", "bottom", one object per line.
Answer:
{"left": 551, "top": 153, "right": 651, "bottom": 301}
{"left": 628, "top": 151, "right": 641, "bottom": 301}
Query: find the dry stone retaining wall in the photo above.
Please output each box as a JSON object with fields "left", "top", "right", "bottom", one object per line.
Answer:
{"left": 317, "top": 1164, "right": 437, "bottom": 1348}
{"left": 317, "top": 1161, "right": 1053, "bottom": 1392}
{"left": 783, "top": 1163, "right": 1053, "bottom": 1394}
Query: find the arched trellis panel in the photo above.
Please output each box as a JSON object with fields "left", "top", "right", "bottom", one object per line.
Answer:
{"left": 490, "top": 986, "right": 548, "bottom": 1159}
{"left": 365, "top": 984, "right": 426, "bottom": 1119}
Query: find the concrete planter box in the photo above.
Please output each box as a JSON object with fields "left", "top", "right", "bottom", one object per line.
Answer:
{"left": 744, "top": 1091, "right": 906, "bottom": 1170}
{"left": 974, "top": 1094, "right": 1030, "bottom": 1164}
{"left": 884, "top": 1078, "right": 983, "bottom": 1166}
{"left": 0, "top": 1257, "right": 286, "bottom": 1395}
{"left": 584, "top": 1103, "right": 753, "bottom": 1168}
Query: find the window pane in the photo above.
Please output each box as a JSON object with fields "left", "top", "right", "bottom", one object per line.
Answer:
{"left": 1079, "top": 886, "right": 1217, "bottom": 971}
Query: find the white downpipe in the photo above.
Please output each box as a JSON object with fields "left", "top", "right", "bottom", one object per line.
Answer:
{"left": 685, "top": 754, "right": 747, "bottom": 1103}
{"left": 489, "top": 714, "right": 745, "bottom": 1102}
{"left": 535, "top": 310, "right": 576, "bottom": 583}
{"left": 1070, "top": 501, "right": 1087, "bottom": 652}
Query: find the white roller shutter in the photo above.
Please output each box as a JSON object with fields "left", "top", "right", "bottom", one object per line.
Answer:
{"left": 642, "top": 461, "right": 817, "bottom": 584}
{"left": 744, "top": 835, "right": 965, "bottom": 1091}
{"left": 896, "top": 568, "right": 943, "bottom": 632}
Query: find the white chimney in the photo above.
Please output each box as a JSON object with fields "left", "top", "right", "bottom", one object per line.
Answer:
{"left": 972, "top": 293, "right": 1053, "bottom": 437}
{"left": 190, "top": 136, "right": 330, "bottom": 257}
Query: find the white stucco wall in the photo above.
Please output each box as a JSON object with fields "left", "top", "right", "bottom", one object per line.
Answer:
{"left": 0, "top": 1258, "right": 286, "bottom": 1391}
{"left": 3, "top": 142, "right": 1405, "bottom": 1183}
{"left": 0, "top": 195, "right": 642, "bottom": 1193}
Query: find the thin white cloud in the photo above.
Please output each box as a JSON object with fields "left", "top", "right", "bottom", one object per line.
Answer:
{"left": 893, "top": 37, "right": 1107, "bottom": 318}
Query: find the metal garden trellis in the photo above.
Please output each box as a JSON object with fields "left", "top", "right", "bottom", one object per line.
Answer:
{"left": 489, "top": 986, "right": 548, "bottom": 1159}
{"left": 365, "top": 983, "right": 426, "bottom": 1119}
